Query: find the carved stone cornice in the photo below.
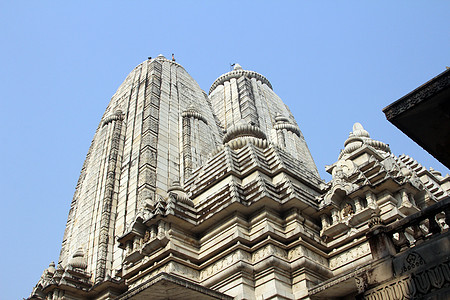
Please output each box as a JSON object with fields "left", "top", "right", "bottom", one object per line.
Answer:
{"left": 383, "top": 69, "right": 450, "bottom": 120}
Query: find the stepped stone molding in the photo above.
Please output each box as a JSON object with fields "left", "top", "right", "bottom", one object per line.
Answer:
{"left": 209, "top": 68, "right": 272, "bottom": 94}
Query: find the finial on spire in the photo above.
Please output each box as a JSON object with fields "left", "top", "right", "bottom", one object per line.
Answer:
{"left": 340, "top": 122, "right": 390, "bottom": 159}
{"left": 172, "top": 53, "right": 176, "bottom": 62}
{"left": 351, "top": 122, "right": 370, "bottom": 138}
{"left": 233, "top": 63, "right": 243, "bottom": 70}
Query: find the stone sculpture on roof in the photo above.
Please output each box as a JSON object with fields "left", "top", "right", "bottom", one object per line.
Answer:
{"left": 29, "top": 55, "right": 450, "bottom": 300}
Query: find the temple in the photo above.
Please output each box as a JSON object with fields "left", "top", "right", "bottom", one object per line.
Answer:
{"left": 30, "top": 55, "right": 450, "bottom": 299}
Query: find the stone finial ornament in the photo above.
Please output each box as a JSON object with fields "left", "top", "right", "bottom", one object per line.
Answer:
{"left": 46, "top": 262, "right": 56, "bottom": 275}
{"left": 340, "top": 122, "right": 390, "bottom": 159}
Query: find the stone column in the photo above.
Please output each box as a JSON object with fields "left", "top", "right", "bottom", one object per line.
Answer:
{"left": 331, "top": 209, "right": 339, "bottom": 224}
{"left": 320, "top": 214, "right": 330, "bottom": 229}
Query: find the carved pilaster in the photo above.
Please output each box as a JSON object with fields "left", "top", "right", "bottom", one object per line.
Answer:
{"left": 96, "top": 110, "right": 124, "bottom": 283}
{"left": 237, "top": 76, "right": 259, "bottom": 127}
{"left": 182, "top": 116, "right": 192, "bottom": 178}
{"left": 137, "top": 60, "right": 162, "bottom": 211}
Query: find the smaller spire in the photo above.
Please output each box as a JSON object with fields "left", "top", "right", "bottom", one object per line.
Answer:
{"left": 46, "top": 262, "right": 56, "bottom": 275}
{"left": 340, "top": 122, "right": 390, "bottom": 159}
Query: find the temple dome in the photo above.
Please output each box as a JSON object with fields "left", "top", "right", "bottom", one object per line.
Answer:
{"left": 209, "top": 64, "right": 319, "bottom": 176}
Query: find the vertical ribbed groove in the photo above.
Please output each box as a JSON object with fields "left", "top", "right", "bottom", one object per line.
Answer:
{"left": 182, "top": 117, "right": 192, "bottom": 178}
{"left": 137, "top": 60, "right": 162, "bottom": 210}
{"left": 95, "top": 113, "right": 123, "bottom": 283}
{"left": 237, "top": 76, "right": 259, "bottom": 126}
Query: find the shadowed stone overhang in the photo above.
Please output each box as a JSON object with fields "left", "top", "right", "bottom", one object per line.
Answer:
{"left": 383, "top": 68, "right": 450, "bottom": 168}
{"left": 117, "top": 273, "right": 233, "bottom": 300}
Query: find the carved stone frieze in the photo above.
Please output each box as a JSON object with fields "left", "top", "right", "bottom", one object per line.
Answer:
{"left": 364, "top": 260, "right": 450, "bottom": 299}
{"left": 329, "top": 243, "right": 370, "bottom": 269}
{"left": 383, "top": 71, "right": 450, "bottom": 120}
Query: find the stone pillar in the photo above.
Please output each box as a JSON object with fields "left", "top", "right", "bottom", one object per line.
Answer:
{"left": 354, "top": 197, "right": 362, "bottom": 212}
{"left": 320, "top": 214, "right": 329, "bottom": 228}
{"left": 400, "top": 189, "right": 413, "bottom": 207}
{"left": 365, "top": 191, "right": 378, "bottom": 209}
{"left": 331, "top": 209, "right": 339, "bottom": 224}
{"left": 366, "top": 213, "right": 396, "bottom": 260}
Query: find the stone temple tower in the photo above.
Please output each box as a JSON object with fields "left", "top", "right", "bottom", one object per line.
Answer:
{"left": 30, "top": 57, "right": 450, "bottom": 300}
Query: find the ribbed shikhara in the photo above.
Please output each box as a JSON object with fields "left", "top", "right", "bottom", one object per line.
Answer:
{"left": 55, "top": 58, "right": 320, "bottom": 284}
{"left": 58, "top": 56, "right": 224, "bottom": 281}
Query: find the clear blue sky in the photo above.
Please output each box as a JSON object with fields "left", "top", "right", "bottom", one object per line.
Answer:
{"left": 1, "top": 1, "right": 449, "bottom": 299}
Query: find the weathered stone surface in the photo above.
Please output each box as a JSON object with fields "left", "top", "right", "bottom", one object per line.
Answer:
{"left": 29, "top": 58, "right": 450, "bottom": 300}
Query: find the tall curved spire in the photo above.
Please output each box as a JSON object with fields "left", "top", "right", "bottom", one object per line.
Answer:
{"left": 209, "top": 64, "right": 319, "bottom": 176}
{"left": 59, "top": 56, "right": 223, "bottom": 282}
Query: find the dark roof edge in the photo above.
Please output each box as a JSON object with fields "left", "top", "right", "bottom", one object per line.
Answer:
{"left": 383, "top": 68, "right": 450, "bottom": 120}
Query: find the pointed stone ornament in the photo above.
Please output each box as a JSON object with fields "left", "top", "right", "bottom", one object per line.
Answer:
{"left": 352, "top": 122, "right": 370, "bottom": 138}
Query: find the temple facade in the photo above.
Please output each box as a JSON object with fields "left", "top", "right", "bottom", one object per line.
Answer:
{"left": 30, "top": 55, "right": 450, "bottom": 300}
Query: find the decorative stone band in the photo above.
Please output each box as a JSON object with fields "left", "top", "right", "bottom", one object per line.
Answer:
{"left": 102, "top": 110, "right": 124, "bottom": 127}
{"left": 209, "top": 69, "right": 272, "bottom": 94}
{"left": 340, "top": 137, "right": 391, "bottom": 157}
{"left": 223, "top": 123, "right": 267, "bottom": 144}
{"left": 383, "top": 69, "right": 450, "bottom": 120}
{"left": 226, "top": 136, "right": 268, "bottom": 150}
{"left": 363, "top": 261, "right": 450, "bottom": 299}
{"left": 181, "top": 108, "right": 208, "bottom": 124}
{"left": 366, "top": 139, "right": 391, "bottom": 153}
{"left": 274, "top": 122, "right": 301, "bottom": 137}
